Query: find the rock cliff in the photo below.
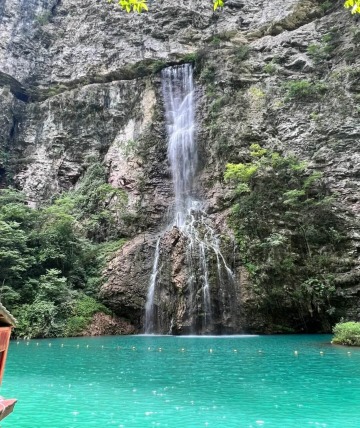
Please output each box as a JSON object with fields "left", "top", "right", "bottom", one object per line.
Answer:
{"left": 0, "top": 0, "right": 359, "bottom": 334}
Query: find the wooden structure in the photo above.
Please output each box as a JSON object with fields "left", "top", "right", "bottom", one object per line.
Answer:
{"left": 0, "top": 303, "right": 17, "bottom": 421}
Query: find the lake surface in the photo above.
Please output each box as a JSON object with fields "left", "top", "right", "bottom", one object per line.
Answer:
{"left": 1, "top": 334, "right": 359, "bottom": 427}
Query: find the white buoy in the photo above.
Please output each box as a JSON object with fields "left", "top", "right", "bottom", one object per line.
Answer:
{"left": 36, "top": 343, "right": 39, "bottom": 346}
{"left": 61, "top": 344, "right": 64, "bottom": 348}
{"left": 49, "top": 343, "right": 52, "bottom": 347}
{"left": 320, "top": 351, "right": 324, "bottom": 356}
{"left": 233, "top": 349, "right": 238, "bottom": 353}
{"left": 294, "top": 350, "right": 298, "bottom": 356}
{"left": 209, "top": 349, "right": 213, "bottom": 353}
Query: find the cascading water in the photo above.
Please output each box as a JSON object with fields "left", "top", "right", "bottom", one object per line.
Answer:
{"left": 144, "top": 63, "right": 237, "bottom": 334}
{"left": 162, "top": 63, "right": 197, "bottom": 228}
{"left": 144, "top": 238, "right": 161, "bottom": 334}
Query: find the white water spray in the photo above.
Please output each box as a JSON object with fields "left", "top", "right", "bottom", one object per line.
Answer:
{"left": 144, "top": 238, "right": 161, "bottom": 334}
{"left": 144, "top": 64, "right": 235, "bottom": 334}
{"left": 162, "top": 63, "right": 197, "bottom": 227}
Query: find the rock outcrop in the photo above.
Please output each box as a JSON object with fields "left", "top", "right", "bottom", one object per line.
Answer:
{"left": 82, "top": 312, "right": 136, "bottom": 336}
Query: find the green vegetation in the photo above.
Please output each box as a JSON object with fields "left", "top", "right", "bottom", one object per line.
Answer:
{"left": 210, "top": 36, "right": 222, "bottom": 48}
{"left": 248, "top": 86, "right": 265, "bottom": 99}
{"left": 65, "top": 296, "right": 111, "bottom": 337}
{"left": 319, "top": 0, "right": 334, "bottom": 13}
{"left": 263, "top": 61, "right": 277, "bottom": 75}
{"left": 225, "top": 145, "right": 348, "bottom": 331}
{"left": 0, "top": 162, "right": 128, "bottom": 339}
{"left": 231, "top": 45, "right": 250, "bottom": 63}
{"left": 111, "top": 0, "right": 224, "bottom": 13}
{"left": 178, "top": 50, "right": 209, "bottom": 77}
{"left": 108, "top": 0, "right": 360, "bottom": 15}
{"left": 151, "top": 60, "right": 167, "bottom": 74}
{"left": 307, "top": 30, "right": 340, "bottom": 64}
{"left": 344, "top": 0, "right": 360, "bottom": 14}
{"left": 213, "top": 0, "right": 224, "bottom": 10}
{"left": 208, "top": 94, "right": 231, "bottom": 118}
{"left": 35, "top": 11, "right": 51, "bottom": 26}
{"left": 117, "top": 0, "right": 148, "bottom": 13}
{"left": 283, "top": 80, "right": 327, "bottom": 101}
{"left": 181, "top": 53, "right": 197, "bottom": 63}
{"left": 200, "top": 66, "right": 216, "bottom": 84}
{"left": 332, "top": 321, "right": 360, "bottom": 346}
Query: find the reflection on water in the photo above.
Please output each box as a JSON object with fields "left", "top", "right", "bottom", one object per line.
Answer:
{"left": 2, "top": 335, "right": 360, "bottom": 428}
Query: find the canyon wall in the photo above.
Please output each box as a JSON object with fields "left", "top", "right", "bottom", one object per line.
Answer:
{"left": 0, "top": 0, "right": 359, "bottom": 333}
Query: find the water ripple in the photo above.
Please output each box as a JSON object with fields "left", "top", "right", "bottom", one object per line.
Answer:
{"left": 2, "top": 335, "right": 360, "bottom": 428}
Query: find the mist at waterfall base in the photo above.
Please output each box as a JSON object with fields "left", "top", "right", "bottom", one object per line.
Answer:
{"left": 145, "top": 64, "right": 237, "bottom": 335}
{"left": 3, "top": 335, "right": 360, "bottom": 428}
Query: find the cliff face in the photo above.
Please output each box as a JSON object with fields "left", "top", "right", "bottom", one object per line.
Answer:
{"left": 1, "top": 0, "right": 359, "bottom": 334}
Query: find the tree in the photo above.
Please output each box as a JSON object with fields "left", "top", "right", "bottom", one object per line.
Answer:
{"left": 112, "top": 0, "right": 224, "bottom": 13}
{"left": 0, "top": 178, "right": 127, "bottom": 338}
{"left": 111, "top": 0, "right": 359, "bottom": 14}
{"left": 225, "top": 145, "right": 349, "bottom": 332}
{"left": 117, "top": 0, "right": 148, "bottom": 13}
{"left": 344, "top": 0, "right": 360, "bottom": 13}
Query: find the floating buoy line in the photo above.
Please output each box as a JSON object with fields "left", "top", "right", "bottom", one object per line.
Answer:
{"left": 11, "top": 340, "right": 356, "bottom": 357}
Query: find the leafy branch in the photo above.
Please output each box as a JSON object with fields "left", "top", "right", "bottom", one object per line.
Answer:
{"left": 108, "top": 0, "right": 359, "bottom": 15}
{"left": 344, "top": 0, "right": 360, "bottom": 14}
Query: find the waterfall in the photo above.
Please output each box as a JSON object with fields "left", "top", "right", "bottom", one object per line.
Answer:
{"left": 144, "top": 63, "right": 236, "bottom": 334}
{"left": 162, "top": 63, "right": 197, "bottom": 227}
{"left": 144, "top": 238, "right": 161, "bottom": 334}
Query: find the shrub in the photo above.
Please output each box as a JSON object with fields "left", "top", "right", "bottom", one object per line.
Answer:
{"left": 210, "top": 36, "right": 221, "bottom": 47}
{"left": 263, "top": 62, "right": 277, "bottom": 75}
{"left": 35, "top": 12, "right": 51, "bottom": 26}
{"left": 307, "top": 44, "right": 327, "bottom": 63}
{"left": 332, "top": 321, "right": 360, "bottom": 346}
{"left": 232, "top": 45, "right": 250, "bottom": 63}
{"left": 65, "top": 296, "right": 111, "bottom": 337}
{"left": 151, "top": 60, "right": 167, "bottom": 74}
{"left": 182, "top": 53, "right": 197, "bottom": 63}
{"left": 307, "top": 31, "right": 339, "bottom": 64}
{"left": 200, "top": 66, "right": 216, "bottom": 84}
{"left": 320, "top": 0, "right": 333, "bottom": 13}
{"left": 225, "top": 145, "right": 349, "bottom": 332}
{"left": 0, "top": 171, "right": 126, "bottom": 339}
{"left": 248, "top": 87, "right": 265, "bottom": 99}
{"left": 224, "top": 163, "right": 258, "bottom": 182}
{"left": 283, "top": 80, "right": 327, "bottom": 101}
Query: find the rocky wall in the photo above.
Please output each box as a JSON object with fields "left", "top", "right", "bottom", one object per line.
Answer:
{"left": 0, "top": 0, "right": 359, "bottom": 333}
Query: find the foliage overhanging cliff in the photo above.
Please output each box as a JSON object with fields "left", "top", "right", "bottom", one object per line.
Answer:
{"left": 0, "top": 0, "right": 359, "bottom": 337}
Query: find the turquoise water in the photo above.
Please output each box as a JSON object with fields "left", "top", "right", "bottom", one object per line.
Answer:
{"left": 1, "top": 335, "right": 359, "bottom": 427}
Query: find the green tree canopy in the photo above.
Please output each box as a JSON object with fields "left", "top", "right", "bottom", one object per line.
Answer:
{"left": 110, "top": 0, "right": 359, "bottom": 14}
{"left": 344, "top": 0, "right": 360, "bottom": 13}
{"left": 111, "top": 0, "right": 224, "bottom": 12}
{"left": 225, "top": 145, "right": 349, "bottom": 332}
{"left": 0, "top": 165, "right": 127, "bottom": 339}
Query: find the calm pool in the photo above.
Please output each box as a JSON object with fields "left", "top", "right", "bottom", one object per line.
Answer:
{"left": 1, "top": 335, "right": 359, "bottom": 427}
